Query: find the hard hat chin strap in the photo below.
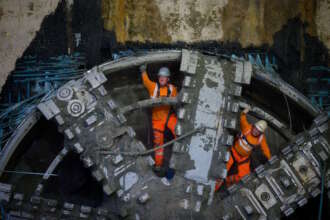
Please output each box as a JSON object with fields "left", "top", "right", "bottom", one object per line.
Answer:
{"left": 255, "top": 125, "right": 262, "bottom": 132}
{"left": 252, "top": 126, "right": 264, "bottom": 136}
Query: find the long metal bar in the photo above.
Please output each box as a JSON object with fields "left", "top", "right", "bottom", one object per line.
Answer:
{"left": 2, "top": 170, "right": 58, "bottom": 177}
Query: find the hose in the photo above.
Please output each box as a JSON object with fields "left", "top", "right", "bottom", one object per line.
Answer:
{"left": 1, "top": 170, "right": 58, "bottom": 177}
{"left": 283, "top": 93, "right": 292, "bottom": 132}
{"left": 100, "top": 127, "right": 205, "bottom": 156}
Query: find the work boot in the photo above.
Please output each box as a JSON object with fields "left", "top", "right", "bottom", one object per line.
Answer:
{"left": 165, "top": 168, "right": 175, "bottom": 180}
{"left": 153, "top": 165, "right": 166, "bottom": 177}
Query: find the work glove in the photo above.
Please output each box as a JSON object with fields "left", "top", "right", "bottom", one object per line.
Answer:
{"left": 139, "top": 64, "right": 147, "bottom": 73}
{"left": 242, "top": 107, "right": 250, "bottom": 114}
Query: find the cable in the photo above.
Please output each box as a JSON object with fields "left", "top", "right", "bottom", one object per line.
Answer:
{"left": 318, "top": 160, "right": 326, "bottom": 220}
{"left": 283, "top": 93, "right": 292, "bottom": 132}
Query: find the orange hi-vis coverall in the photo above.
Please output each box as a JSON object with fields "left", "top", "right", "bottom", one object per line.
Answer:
{"left": 226, "top": 112, "right": 271, "bottom": 186}
{"left": 142, "top": 71, "right": 178, "bottom": 167}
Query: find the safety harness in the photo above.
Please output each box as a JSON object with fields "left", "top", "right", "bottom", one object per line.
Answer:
{"left": 238, "top": 129, "right": 263, "bottom": 152}
{"left": 151, "top": 82, "right": 174, "bottom": 99}
{"left": 151, "top": 82, "right": 176, "bottom": 131}
{"left": 233, "top": 128, "right": 264, "bottom": 164}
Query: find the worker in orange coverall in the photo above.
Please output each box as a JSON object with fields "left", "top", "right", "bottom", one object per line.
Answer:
{"left": 140, "top": 64, "right": 177, "bottom": 175}
{"left": 215, "top": 107, "right": 271, "bottom": 191}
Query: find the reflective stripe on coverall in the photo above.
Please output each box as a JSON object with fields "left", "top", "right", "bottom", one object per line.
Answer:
{"left": 226, "top": 112, "right": 271, "bottom": 186}
{"left": 142, "top": 72, "right": 178, "bottom": 167}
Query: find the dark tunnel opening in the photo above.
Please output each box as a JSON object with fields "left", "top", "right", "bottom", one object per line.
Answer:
{"left": 0, "top": 118, "right": 63, "bottom": 193}
{"left": 242, "top": 77, "right": 315, "bottom": 134}
{"left": 0, "top": 116, "right": 104, "bottom": 207}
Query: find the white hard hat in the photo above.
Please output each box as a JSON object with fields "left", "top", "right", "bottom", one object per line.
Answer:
{"left": 158, "top": 67, "right": 170, "bottom": 77}
{"left": 255, "top": 120, "right": 268, "bottom": 133}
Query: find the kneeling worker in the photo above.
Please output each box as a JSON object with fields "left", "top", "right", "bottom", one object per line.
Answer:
{"left": 216, "top": 107, "right": 271, "bottom": 191}
{"left": 140, "top": 65, "right": 178, "bottom": 175}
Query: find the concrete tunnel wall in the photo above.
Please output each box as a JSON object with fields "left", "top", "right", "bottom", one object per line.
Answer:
{"left": 0, "top": 0, "right": 330, "bottom": 93}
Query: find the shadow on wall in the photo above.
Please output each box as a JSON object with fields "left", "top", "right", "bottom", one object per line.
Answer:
{"left": 19, "top": 0, "right": 103, "bottom": 68}
{"left": 21, "top": 0, "right": 68, "bottom": 58}
{"left": 271, "top": 17, "right": 329, "bottom": 92}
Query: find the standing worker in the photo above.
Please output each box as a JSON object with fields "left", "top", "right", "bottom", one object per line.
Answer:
{"left": 140, "top": 64, "right": 178, "bottom": 176}
{"left": 215, "top": 107, "right": 271, "bottom": 191}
